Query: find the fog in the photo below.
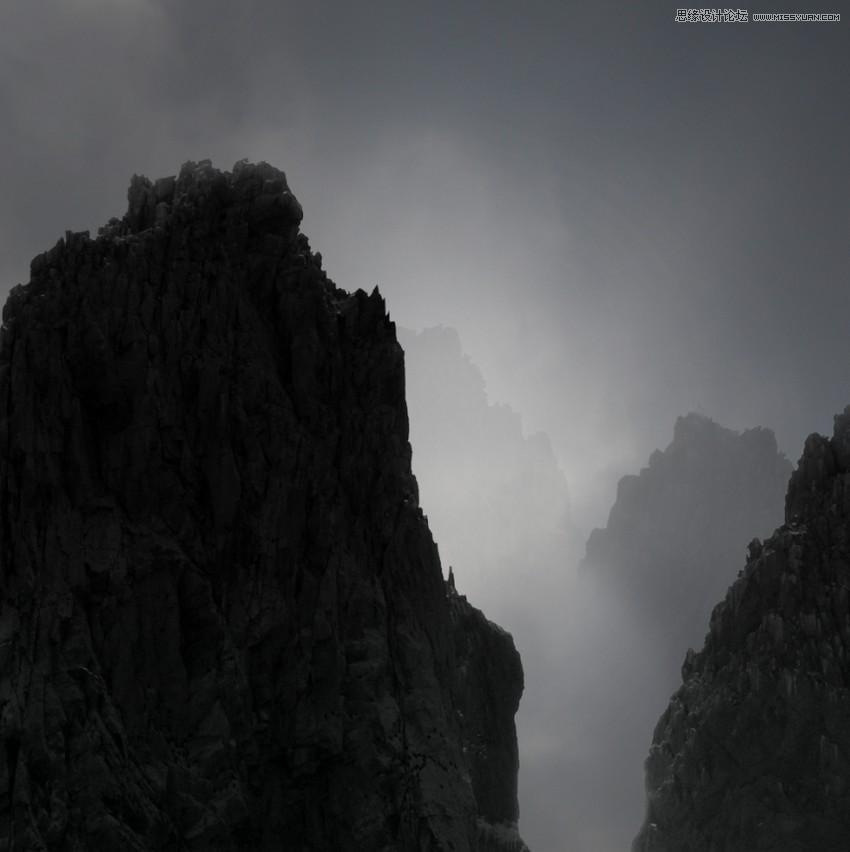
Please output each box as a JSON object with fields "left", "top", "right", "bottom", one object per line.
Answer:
{"left": 400, "top": 329, "right": 791, "bottom": 851}
{"left": 2, "top": 2, "right": 848, "bottom": 850}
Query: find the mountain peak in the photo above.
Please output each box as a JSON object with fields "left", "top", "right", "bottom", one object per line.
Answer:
{"left": 120, "top": 159, "right": 303, "bottom": 237}
{"left": 0, "top": 162, "right": 530, "bottom": 851}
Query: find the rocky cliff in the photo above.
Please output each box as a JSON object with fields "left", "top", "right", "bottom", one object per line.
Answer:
{"left": 0, "top": 159, "right": 530, "bottom": 851}
{"left": 634, "top": 408, "right": 850, "bottom": 851}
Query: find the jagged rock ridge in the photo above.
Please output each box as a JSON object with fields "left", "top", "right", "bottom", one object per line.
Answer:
{"left": 0, "top": 159, "right": 530, "bottom": 851}
{"left": 634, "top": 407, "right": 850, "bottom": 851}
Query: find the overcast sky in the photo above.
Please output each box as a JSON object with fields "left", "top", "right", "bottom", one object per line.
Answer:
{"left": 3, "top": 0, "right": 848, "bottom": 530}
{"left": 2, "top": 1, "right": 848, "bottom": 849}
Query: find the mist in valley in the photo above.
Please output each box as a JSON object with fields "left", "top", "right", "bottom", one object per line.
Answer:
{"left": 401, "top": 327, "right": 792, "bottom": 851}
{"left": 1, "top": 1, "right": 847, "bottom": 849}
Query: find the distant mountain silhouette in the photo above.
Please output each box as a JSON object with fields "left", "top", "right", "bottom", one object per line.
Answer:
{"left": 398, "top": 325, "right": 579, "bottom": 617}
{"left": 584, "top": 411, "right": 792, "bottom": 670}
{"left": 635, "top": 409, "right": 850, "bottom": 851}
{"left": 566, "top": 413, "right": 791, "bottom": 851}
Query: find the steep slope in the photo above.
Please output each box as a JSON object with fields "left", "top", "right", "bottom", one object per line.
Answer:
{"left": 634, "top": 407, "right": 850, "bottom": 851}
{"left": 0, "top": 159, "right": 530, "bottom": 851}
{"left": 564, "top": 413, "right": 790, "bottom": 852}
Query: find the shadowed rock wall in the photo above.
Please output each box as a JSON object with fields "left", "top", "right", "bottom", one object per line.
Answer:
{"left": 0, "top": 160, "right": 529, "bottom": 851}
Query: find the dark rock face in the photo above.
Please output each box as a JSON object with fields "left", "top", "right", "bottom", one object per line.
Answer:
{"left": 634, "top": 408, "right": 850, "bottom": 852}
{"left": 0, "top": 160, "right": 529, "bottom": 851}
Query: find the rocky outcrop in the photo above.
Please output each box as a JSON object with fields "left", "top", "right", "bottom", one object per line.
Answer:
{"left": 633, "top": 408, "right": 850, "bottom": 851}
{"left": 0, "top": 159, "right": 529, "bottom": 851}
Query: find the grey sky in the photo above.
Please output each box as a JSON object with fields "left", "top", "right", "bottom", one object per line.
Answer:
{"left": 3, "top": 0, "right": 848, "bottom": 529}
{"left": 2, "top": 2, "right": 848, "bottom": 849}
